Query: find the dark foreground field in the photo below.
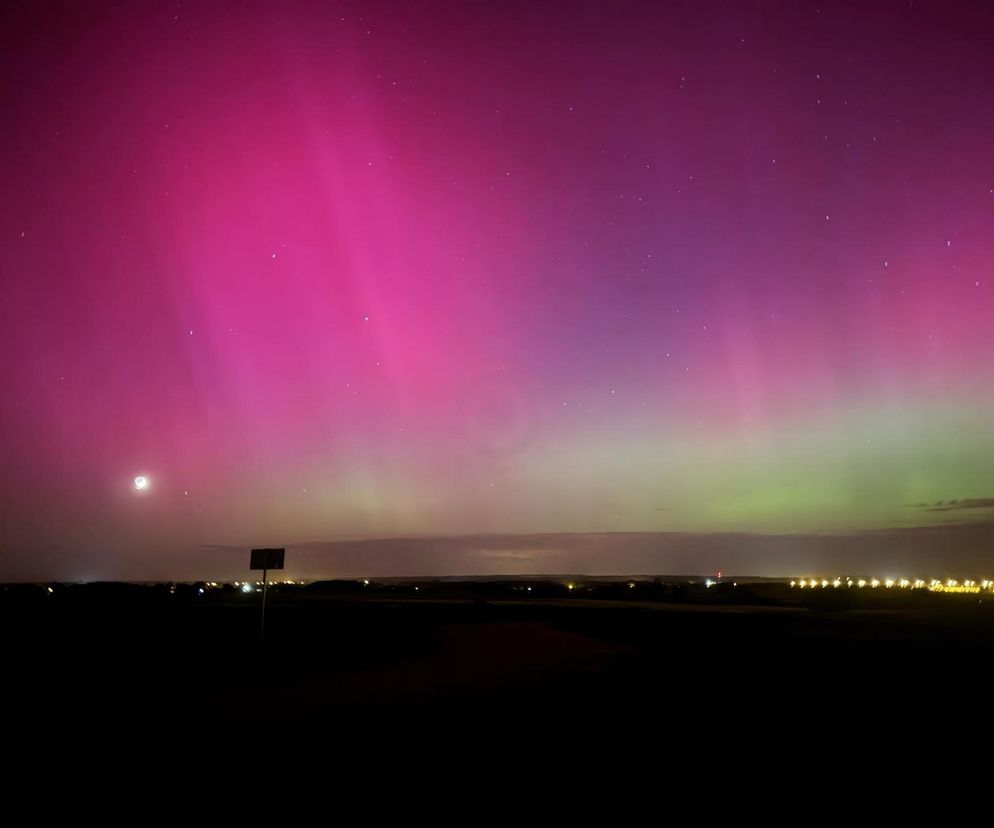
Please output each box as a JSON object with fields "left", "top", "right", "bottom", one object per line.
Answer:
{"left": 4, "top": 578, "right": 994, "bottom": 751}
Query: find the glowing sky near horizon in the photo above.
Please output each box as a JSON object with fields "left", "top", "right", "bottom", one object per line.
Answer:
{"left": 3, "top": 1, "right": 994, "bottom": 579}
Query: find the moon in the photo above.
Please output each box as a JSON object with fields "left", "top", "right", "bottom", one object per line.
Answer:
{"left": 134, "top": 475, "right": 149, "bottom": 491}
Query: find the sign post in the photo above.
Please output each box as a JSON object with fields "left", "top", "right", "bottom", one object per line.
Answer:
{"left": 250, "top": 547, "right": 285, "bottom": 641}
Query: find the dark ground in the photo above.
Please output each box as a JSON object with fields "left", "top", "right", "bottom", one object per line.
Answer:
{"left": 5, "top": 578, "right": 994, "bottom": 744}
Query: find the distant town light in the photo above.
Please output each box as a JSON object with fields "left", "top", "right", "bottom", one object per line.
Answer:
{"left": 789, "top": 575, "right": 994, "bottom": 596}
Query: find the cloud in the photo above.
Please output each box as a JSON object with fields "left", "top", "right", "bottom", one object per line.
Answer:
{"left": 472, "top": 547, "right": 562, "bottom": 560}
{"left": 919, "top": 498, "right": 994, "bottom": 513}
{"left": 182, "top": 521, "right": 994, "bottom": 581}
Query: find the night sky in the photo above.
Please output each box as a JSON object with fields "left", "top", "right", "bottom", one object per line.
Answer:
{"left": 3, "top": 1, "right": 994, "bottom": 581}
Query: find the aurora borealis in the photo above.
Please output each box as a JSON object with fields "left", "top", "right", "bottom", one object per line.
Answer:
{"left": 3, "top": 1, "right": 994, "bottom": 580}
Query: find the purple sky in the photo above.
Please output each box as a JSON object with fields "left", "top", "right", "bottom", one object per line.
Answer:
{"left": 3, "top": 1, "right": 994, "bottom": 580}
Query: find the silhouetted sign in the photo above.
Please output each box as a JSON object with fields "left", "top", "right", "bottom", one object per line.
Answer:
{"left": 250, "top": 548, "right": 285, "bottom": 570}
